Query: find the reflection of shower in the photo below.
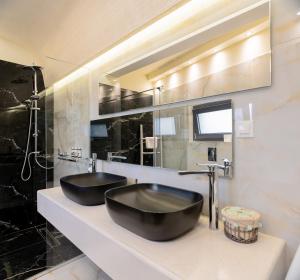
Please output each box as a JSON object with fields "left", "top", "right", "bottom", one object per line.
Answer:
{"left": 21, "top": 66, "right": 53, "bottom": 182}
{"left": 139, "top": 124, "right": 162, "bottom": 167}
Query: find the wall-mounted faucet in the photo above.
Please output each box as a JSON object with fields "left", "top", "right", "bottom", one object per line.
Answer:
{"left": 107, "top": 152, "right": 127, "bottom": 162}
{"left": 178, "top": 158, "right": 231, "bottom": 230}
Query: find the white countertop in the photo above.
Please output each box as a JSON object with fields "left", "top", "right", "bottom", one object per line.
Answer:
{"left": 37, "top": 187, "right": 286, "bottom": 280}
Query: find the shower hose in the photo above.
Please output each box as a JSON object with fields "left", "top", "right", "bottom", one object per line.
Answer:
{"left": 21, "top": 101, "right": 53, "bottom": 182}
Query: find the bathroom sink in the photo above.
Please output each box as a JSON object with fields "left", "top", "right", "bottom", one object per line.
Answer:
{"left": 60, "top": 172, "right": 127, "bottom": 206}
{"left": 105, "top": 183, "right": 203, "bottom": 241}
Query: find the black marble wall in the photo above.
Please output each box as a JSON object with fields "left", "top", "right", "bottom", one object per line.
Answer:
{"left": 0, "top": 60, "right": 46, "bottom": 236}
{"left": 0, "top": 60, "right": 79, "bottom": 280}
{"left": 91, "top": 112, "right": 154, "bottom": 166}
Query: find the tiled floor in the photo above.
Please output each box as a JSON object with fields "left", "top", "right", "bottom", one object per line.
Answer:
{"left": 0, "top": 223, "right": 81, "bottom": 280}
{"left": 27, "top": 256, "right": 112, "bottom": 280}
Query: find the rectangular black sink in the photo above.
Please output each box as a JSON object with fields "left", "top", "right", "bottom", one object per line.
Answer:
{"left": 105, "top": 183, "right": 203, "bottom": 241}
{"left": 60, "top": 172, "right": 127, "bottom": 206}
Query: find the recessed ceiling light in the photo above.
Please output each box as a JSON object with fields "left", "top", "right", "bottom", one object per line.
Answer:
{"left": 297, "top": 11, "right": 300, "bottom": 16}
{"left": 246, "top": 31, "right": 253, "bottom": 37}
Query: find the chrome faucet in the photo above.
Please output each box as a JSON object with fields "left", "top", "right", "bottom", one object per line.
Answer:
{"left": 89, "top": 153, "right": 97, "bottom": 173}
{"left": 178, "top": 159, "right": 231, "bottom": 230}
{"left": 107, "top": 152, "right": 127, "bottom": 162}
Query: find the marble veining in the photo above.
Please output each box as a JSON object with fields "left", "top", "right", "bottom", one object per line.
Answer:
{"left": 91, "top": 112, "right": 154, "bottom": 166}
{"left": 0, "top": 59, "right": 81, "bottom": 279}
{"left": 50, "top": 0, "right": 300, "bottom": 267}
{"left": 96, "top": 0, "right": 300, "bottom": 265}
{"left": 0, "top": 224, "right": 81, "bottom": 280}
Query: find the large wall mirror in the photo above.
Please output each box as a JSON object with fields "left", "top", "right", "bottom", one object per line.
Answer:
{"left": 97, "top": 1, "right": 270, "bottom": 115}
{"left": 91, "top": 100, "right": 233, "bottom": 175}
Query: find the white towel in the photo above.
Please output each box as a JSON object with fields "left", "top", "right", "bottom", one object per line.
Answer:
{"left": 145, "top": 137, "right": 158, "bottom": 149}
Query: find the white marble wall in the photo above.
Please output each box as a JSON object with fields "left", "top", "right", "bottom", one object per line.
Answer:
{"left": 53, "top": 74, "right": 90, "bottom": 186}
{"left": 51, "top": 0, "right": 300, "bottom": 267}
{"left": 97, "top": 0, "right": 300, "bottom": 265}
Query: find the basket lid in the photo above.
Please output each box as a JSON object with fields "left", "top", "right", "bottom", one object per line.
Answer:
{"left": 221, "top": 206, "right": 261, "bottom": 228}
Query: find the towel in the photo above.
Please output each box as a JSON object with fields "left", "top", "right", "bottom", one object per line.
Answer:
{"left": 145, "top": 137, "right": 158, "bottom": 149}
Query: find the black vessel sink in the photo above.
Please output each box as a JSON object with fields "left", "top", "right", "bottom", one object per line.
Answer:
{"left": 105, "top": 183, "right": 203, "bottom": 241}
{"left": 60, "top": 172, "right": 127, "bottom": 206}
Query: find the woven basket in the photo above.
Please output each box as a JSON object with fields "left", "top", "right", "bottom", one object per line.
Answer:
{"left": 221, "top": 206, "right": 261, "bottom": 244}
{"left": 223, "top": 221, "right": 259, "bottom": 244}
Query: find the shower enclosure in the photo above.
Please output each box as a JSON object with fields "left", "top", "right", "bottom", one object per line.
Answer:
{"left": 0, "top": 59, "right": 80, "bottom": 280}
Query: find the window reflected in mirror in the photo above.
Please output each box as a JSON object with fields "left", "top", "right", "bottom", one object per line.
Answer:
{"left": 91, "top": 99, "right": 233, "bottom": 176}
{"left": 193, "top": 100, "right": 232, "bottom": 141}
{"left": 155, "top": 117, "right": 176, "bottom": 136}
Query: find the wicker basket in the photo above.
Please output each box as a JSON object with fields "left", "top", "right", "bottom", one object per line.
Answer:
{"left": 223, "top": 221, "right": 259, "bottom": 244}
{"left": 221, "top": 206, "right": 261, "bottom": 244}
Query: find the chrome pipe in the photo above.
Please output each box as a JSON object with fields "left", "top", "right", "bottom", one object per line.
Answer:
{"left": 178, "top": 159, "right": 231, "bottom": 231}
{"left": 31, "top": 67, "right": 39, "bottom": 160}
{"left": 207, "top": 167, "right": 219, "bottom": 230}
{"left": 91, "top": 153, "right": 97, "bottom": 173}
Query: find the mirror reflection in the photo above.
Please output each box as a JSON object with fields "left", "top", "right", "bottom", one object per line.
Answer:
{"left": 91, "top": 100, "right": 233, "bottom": 174}
{"left": 97, "top": 1, "right": 270, "bottom": 115}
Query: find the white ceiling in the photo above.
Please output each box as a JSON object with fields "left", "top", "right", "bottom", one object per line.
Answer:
{"left": 0, "top": 0, "right": 268, "bottom": 86}
{"left": 0, "top": 0, "right": 181, "bottom": 85}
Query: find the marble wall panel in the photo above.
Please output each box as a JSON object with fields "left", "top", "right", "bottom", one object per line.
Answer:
{"left": 53, "top": 74, "right": 90, "bottom": 186}
{"left": 0, "top": 59, "right": 71, "bottom": 280}
{"left": 51, "top": 0, "right": 300, "bottom": 268}
{"left": 98, "top": 0, "right": 300, "bottom": 266}
{"left": 91, "top": 112, "right": 154, "bottom": 166}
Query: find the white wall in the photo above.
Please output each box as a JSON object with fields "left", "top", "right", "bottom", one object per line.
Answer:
{"left": 51, "top": 0, "right": 300, "bottom": 268}
{"left": 0, "top": 36, "right": 41, "bottom": 66}
{"left": 98, "top": 0, "right": 300, "bottom": 266}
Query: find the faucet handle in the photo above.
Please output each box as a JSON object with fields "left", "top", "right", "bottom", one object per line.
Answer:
{"left": 196, "top": 161, "right": 231, "bottom": 176}
{"left": 222, "top": 158, "right": 231, "bottom": 167}
{"left": 196, "top": 162, "right": 223, "bottom": 170}
{"left": 222, "top": 158, "right": 232, "bottom": 176}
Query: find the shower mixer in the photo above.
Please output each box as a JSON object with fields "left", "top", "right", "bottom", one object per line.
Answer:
{"left": 21, "top": 65, "right": 53, "bottom": 182}
{"left": 29, "top": 95, "right": 41, "bottom": 101}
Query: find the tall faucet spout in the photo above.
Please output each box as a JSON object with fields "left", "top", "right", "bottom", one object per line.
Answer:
{"left": 207, "top": 171, "right": 219, "bottom": 230}
{"left": 91, "top": 153, "right": 97, "bottom": 173}
{"left": 178, "top": 159, "right": 231, "bottom": 230}
{"left": 178, "top": 164, "right": 224, "bottom": 230}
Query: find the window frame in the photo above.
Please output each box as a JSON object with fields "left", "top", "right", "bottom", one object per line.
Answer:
{"left": 192, "top": 99, "right": 232, "bottom": 141}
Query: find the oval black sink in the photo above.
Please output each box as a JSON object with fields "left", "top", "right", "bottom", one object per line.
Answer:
{"left": 105, "top": 183, "right": 203, "bottom": 241}
{"left": 60, "top": 172, "right": 127, "bottom": 206}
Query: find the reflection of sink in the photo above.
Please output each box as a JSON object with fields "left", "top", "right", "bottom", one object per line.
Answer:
{"left": 60, "top": 172, "right": 127, "bottom": 206}
{"left": 105, "top": 183, "right": 203, "bottom": 241}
